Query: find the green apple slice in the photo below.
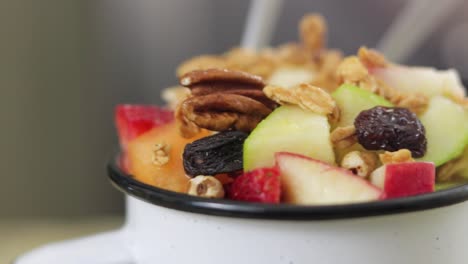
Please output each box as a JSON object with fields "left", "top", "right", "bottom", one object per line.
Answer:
{"left": 418, "top": 96, "right": 468, "bottom": 166}
{"left": 332, "top": 84, "right": 393, "bottom": 127}
{"left": 243, "top": 105, "right": 335, "bottom": 171}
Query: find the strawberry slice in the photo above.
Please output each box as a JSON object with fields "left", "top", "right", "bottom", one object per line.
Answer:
{"left": 228, "top": 167, "right": 281, "bottom": 203}
{"left": 115, "top": 104, "right": 174, "bottom": 150}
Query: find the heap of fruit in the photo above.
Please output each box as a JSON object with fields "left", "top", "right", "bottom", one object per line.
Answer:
{"left": 115, "top": 14, "right": 468, "bottom": 205}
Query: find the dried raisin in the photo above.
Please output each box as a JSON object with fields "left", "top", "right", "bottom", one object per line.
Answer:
{"left": 354, "top": 106, "right": 427, "bottom": 158}
{"left": 183, "top": 131, "right": 248, "bottom": 176}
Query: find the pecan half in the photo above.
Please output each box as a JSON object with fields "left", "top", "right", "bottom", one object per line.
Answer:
{"left": 180, "top": 93, "right": 271, "bottom": 132}
{"left": 178, "top": 69, "right": 276, "bottom": 135}
{"left": 180, "top": 68, "right": 265, "bottom": 88}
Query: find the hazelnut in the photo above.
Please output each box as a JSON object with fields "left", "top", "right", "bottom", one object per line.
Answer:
{"left": 188, "top": 176, "right": 225, "bottom": 198}
{"left": 341, "top": 151, "right": 377, "bottom": 178}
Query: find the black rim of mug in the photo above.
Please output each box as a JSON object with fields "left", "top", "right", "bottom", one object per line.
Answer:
{"left": 107, "top": 157, "right": 468, "bottom": 220}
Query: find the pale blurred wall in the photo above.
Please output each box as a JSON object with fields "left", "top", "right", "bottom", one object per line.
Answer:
{"left": 1, "top": 0, "right": 467, "bottom": 218}
{"left": 0, "top": 0, "right": 121, "bottom": 217}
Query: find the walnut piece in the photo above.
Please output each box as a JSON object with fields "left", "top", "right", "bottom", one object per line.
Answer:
{"left": 263, "top": 83, "right": 337, "bottom": 115}
{"left": 330, "top": 126, "right": 357, "bottom": 149}
{"left": 299, "top": 14, "right": 326, "bottom": 54}
{"left": 178, "top": 69, "right": 275, "bottom": 135}
{"left": 341, "top": 151, "right": 378, "bottom": 178}
{"left": 379, "top": 149, "right": 414, "bottom": 165}
{"left": 188, "top": 175, "right": 225, "bottom": 198}
{"left": 152, "top": 143, "right": 170, "bottom": 166}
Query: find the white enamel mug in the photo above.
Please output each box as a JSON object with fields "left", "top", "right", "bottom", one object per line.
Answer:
{"left": 17, "top": 160, "right": 468, "bottom": 264}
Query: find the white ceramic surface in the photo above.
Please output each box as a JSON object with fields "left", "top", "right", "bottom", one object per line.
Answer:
{"left": 16, "top": 194, "right": 468, "bottom": 264}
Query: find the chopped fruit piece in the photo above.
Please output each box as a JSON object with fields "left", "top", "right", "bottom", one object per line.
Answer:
{"left": 276, "top": 152, "right": 382, "bottom": 205}
{"left": 127, "top": 122, "right": 210, "bottom": 193}
{"left": 244, "top": 105, "right": 335, "bottom": 171}
{"left": 332, "top": 84, "right": 392, "bottom": 127}
{"left": 268, "top": 66, "right": 316, "bottom": 87}
{"left": 418, "top": 96, "right": 468, "bottom": 166}
{"left": 384, "top": 162, "right": 435, "bottom": 199}
{"left": 228, "top": 167, "right": 280, "bottom": 203}
{"left": 371, "top": 66, "right": 466, "bottom": 99}
{"left": 115, "top": 104, "right": 174, "bottom": 150}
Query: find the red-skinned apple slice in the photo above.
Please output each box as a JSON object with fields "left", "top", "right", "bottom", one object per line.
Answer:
{"left": 384, "top": 162, "right": 435, "bottom": 199}
{"left": 275, "top": 152, "right": 383, "bottom": 205}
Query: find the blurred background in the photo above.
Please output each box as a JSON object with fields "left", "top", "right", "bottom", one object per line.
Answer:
{"left": 1, "top": 0, "right": 467, "bottom": 260}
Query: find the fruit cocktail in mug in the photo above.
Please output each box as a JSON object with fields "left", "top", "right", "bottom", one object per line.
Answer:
{"left": 115, "top": 14, "right": 468, "bottom": 206}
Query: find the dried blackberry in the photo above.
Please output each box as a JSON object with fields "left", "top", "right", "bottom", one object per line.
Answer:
{"left": 183, "top": 131, "right": 248, "bottom": 177}
{"left": 354, "top": 106, "right": 427, "bottom": 158}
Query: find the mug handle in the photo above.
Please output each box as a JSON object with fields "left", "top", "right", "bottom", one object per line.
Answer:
{"left": 15, "top": 228, "right": 134, "bottom": 264}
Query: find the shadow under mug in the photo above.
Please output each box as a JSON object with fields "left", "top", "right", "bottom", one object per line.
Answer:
{"left": 16, "top": 157, "right": 468, "bottom": 264}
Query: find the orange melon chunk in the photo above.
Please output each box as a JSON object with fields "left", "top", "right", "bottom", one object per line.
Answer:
{"left": 127, "top": 122, "right": 210, "bottom": 193}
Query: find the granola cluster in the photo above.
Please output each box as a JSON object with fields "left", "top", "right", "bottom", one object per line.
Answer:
{"left": 263, "top": 83, "right": 337, "bottom": 116}
{"left": 170, "top": 14, "right": 347, "bottom": 138}
{"left": 337, "top": 47, "right": 430, "bottom": 115}
{"left": 176, "top": 14, "right": 342, "bottom": 92}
